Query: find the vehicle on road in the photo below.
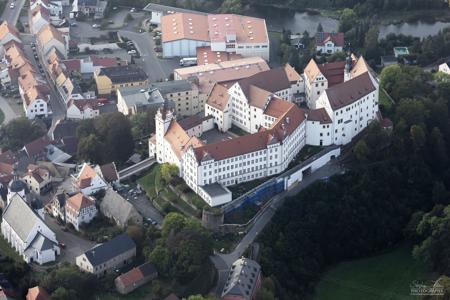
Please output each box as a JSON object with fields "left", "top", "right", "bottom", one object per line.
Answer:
{"left": 153, "top": 46, "right": 162, "bottom": 52}
{"left": 108, "top": 20, "right": 114, "bottom": 24}
{"left": 70, "top": 22, "right": 77, "bottom": 27}
{"left": 9, "top": 3, "right": 14, "bottom": 9}
{"left": 179, "top": 57, "right": 197, "bottom": 67}
{"left": 92, "top": 24, "right": 100, "bottom": 28}
{"left": 59, "top": 242, "right": 66, "bottom": 248}
{"left": 127, "top": 50, "right": 137, "bottom": 55}
{"left": 130, "top": 7, "right": 136, "bottom": 12}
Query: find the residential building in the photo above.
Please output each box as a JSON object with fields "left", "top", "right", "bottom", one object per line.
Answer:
{"left": 143, "top": 3, "right": 207, "bottom": 25}
{"left": 94, "top": 163, "right": 119, "bottom": 185}
{"left": 30, "top": 5, "right": 50, "bottom": 34}
{"left": 1, "top": 195, "right": 60, "bottom": 265}
{"left": 22, "top": 165, "right": 52, "bottom": 195}
{"left": 72, "top": 0, "right": 107, "bottom": 19}
{"left": 36, "top": 24, "right": 68, "bottom": 59}
{"left": 94, "top": 65, "right": 149, "bottom": 96}
{"left": 315, "top": 32, "right": 345, "bottom": 54}
{"left": 64, "top": 192, "right": 97, "bottom": 230}
{"left": 22, "top": 84, "right": 51, "bottom": 119}
{"left": 149, "top": 80, "right": 201, "bottom": 116}
{"left": 438, "top": 61, "right": 450, "bottom": 75}
{"left": 49, "top": 192, "right": 67, "bottom": 220}
{"left": 26, "top": 286, "right": 50, "bottom": 300}
{"left": 100, "top": 188, "right": 143, "bottom": 228}
{"left": 76, "top": 233, "right": 136, "bottom": 276}
{"left": 73, "top": 163, "right": 108, "bottom": 195}
{"left": 0, "top": 22, "right": 21, "bottom": 46}
{"left": 114, "top": 262, "right": 158, "bottom": 294}
{"left": 116, "top": 85, "right": 165, "bottom": 116}
{"left": 161, "top": 13, "right": 269, "bottom": 60}
{"left": 222, "top": 258, "right": 261, "bottom": 300}
{"left": 66, "top": 99, "right": 100, "bottom": 119}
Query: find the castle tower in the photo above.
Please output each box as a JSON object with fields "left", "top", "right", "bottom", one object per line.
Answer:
{"left": 155, "top": 100, "right": 175, "bottom": 163}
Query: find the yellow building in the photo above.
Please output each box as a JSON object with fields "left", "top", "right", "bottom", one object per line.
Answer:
{"left": 94, "top": 65, "right": 149, "bottom": 96}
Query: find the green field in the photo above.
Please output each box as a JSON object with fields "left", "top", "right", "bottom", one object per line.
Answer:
{"left": 314, "top": 244, "right": 435, "bottom": 300}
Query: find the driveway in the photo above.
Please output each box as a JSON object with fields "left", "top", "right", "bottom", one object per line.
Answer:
{"left": 45, "top": 216, "right": 96, "bottom": 263}
{"left": 0, "top": 96, "right": 18, "bottom": 124}
{"left": 127, "top": 194, "right": 164, "bottom": 225}
{"left": 118, "top": 30, "right": 179, "bottom": 81}
{"left": 211, "top": 160, "right": 343, "bottom": 294}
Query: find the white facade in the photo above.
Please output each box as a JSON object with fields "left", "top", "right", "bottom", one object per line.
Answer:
{"left": 31, "top": 0, "right": 63, "bottom": 17}
{"left": 438, "top": 62, "right": 450, "bottom": 75}
{"left": 162, "top": 39, "right": 210, "bottom": 58}
{"left": 316, "top": 40, "right": 343, "bottom": 54}
{"left": 65, "top": 200, "right": 97, "bottom": 231}
{"left": 66, "top": 102, "right": 100, "bottom": 119}
{"left": 24, "top": 98, "right": 50, "bottom": 119}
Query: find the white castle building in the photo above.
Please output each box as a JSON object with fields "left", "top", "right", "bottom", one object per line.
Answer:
{"left": 149, "top": 55, "right": 379, "bottom": 206}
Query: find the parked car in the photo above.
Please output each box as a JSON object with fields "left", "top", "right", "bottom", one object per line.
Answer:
{"left": 127, "top": 50, "right": 137, "bottom": 55}
{"left": 92, "top": 24, "right": 100, "bottom": 28}
{"left": 9, "top": 3, "right": 14, "bottom": 9}
{"left": 130, "top": 7, "right": 136, "bottom": 12}
{"left": 70, "top": 22, "right": 77, "bottom": 27}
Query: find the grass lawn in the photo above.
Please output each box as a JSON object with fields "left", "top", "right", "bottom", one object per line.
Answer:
{"left": 0, "top": 108, "right": 4, "bottom": 125}
{"left": 314, "top": 244, "right": 435, "bottom": 300}
{"left": 137, "top": 166, "right": 160, "bottom": 199}
{"left": 0, "top": 236, "right": 22, "bottom": 262}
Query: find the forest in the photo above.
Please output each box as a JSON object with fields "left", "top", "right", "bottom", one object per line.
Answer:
{"left": 258, "top": 65, "right": 450, "bottom": 299}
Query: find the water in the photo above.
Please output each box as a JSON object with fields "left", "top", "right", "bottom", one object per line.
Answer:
{"left": 253, "top": 6, "right": 450, "bottom": 39}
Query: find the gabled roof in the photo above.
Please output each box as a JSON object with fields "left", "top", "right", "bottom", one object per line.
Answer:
{"left": 97, "top": 162, "right": 118, "bottom": 183}
{"left": 315, "top": 32, "right": 344, "bottom": 47}
{"left": 100, "top": 188, "right": 142, "bottom": 226}
{"left": 115, "top": 262, "right": 157, "bottom": 288}
{"left": 82, "top": 233, "right": 136, "bottom": 267}
{"left": 161, "top": 13, "right": 209, "bottom": 43}
{"left": 65, "top": 192, "right": 95, "bottom": 215}
{"left": 0, "top": 21, "right": 20, "bottom": 41}
{"left": 307, "top": 108, "right": 332, "bottom": 124}
{"left": 27, "top": 232, "right": 56, "bottom": 251}
{"left": 90, "top": 55, "right": 118, "bottom": 68}
{"left": 264, "top": 97, "right": 294, "bottom": 118}
{"left": 61, "top": 59, "right": 81, "bottom": 73}
{"left": 23, "top": 136, "right": 52, "bottom": 157}
{"left": 68, "top": 98, "right": 100, "bottom": 112}
{"left": 2, "top": 194, "right": 48, "bottom": 241}
{"left": 178, "top": 114, "right": 212, "bottom": 131}
{"left": 76, "top": 163, "right": 98, "bottom": 188}
{"left": 97, "top": 65, "right": 148, "bottom": 84}
{"left": 164, "top": 120, "right": 204, "bottom": 159}
{"left": 325, "top": 71, "right": 376, "bottom": 110}
{"left": 318, "top": 61, "right": 347, "bottom": 86}
{"left": 206, "top": 83, "right": 229, "bottom": 111}
{"left": 222, "top": 258, "right": 261, "bottom": 300}
{"left": 37, "top": 24, "right": 65, "bottom": 46}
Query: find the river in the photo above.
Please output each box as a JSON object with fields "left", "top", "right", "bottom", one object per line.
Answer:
{"left": 252, "top": 6, "right": 450, "bottom": 39}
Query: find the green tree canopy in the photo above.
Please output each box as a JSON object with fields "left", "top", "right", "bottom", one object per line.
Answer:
{"left": 0, "top": 117, "right": 45, "bottom": 151}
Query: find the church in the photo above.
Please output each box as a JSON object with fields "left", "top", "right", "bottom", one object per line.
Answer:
{"left": 1, "top": 168, "right": 60, "bottom": 265}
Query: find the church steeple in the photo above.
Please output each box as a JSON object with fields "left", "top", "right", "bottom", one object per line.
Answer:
{"left": 7, "top": 163, "right": 26, "bottom": 205}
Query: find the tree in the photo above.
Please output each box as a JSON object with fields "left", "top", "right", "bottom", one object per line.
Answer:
{"left": 410, "top": 125, "right": 426, "bottom": 152}
{"left": 77, "top": 134, "right": 104, "bottom": 163}
{"left": 183, "top": 295, "right": 218, "bottom": 300}
{"left": 161, "top": 164, "right": 179, "bottom": 183}
{"left": 316, "top": 23, "right": 323, "bottom": 33}
{"left": 354, "top": 140, "right": 369, "bottom": 162}
{"left": 219, "top": 0, "right": 242, "bottom": 13}
{"left": 363, "top": 27, "right": 379, "bottom": 60}
{"left": 0, "top": 117, "right": 45, "bottom": 151}
{"left": 432, "top": 181, "right": 448, "bottom": 205}
{"left": 50, "top": 287, "right": 78, "bottom": 300}
{"left": 338, "top": 8, "right": 357, "bottom": 33}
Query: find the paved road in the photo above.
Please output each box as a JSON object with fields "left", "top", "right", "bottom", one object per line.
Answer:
{"left": 45, "top": 215, "right": 96, "bottom": 263}
{"left": 128, "top": 194, "right": 164, "bottom": 225}
{"left": 1, "top": 0, "right": 25, "bottom": 25}
{"left": 118, "top": 30, "right": 179, "bottom": 82}
{"left": 211, "top": 161, "right": 343, "bottom": 294}
{"left": 0, "top": 96, "right": 18, "bottom": 124}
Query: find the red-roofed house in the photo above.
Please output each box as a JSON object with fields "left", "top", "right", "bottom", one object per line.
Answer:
{"left": 66, "top": 99, "right": 100, "bottom": 119}
{"left": 74, "top": 163, "right": 108, "bottom": 195}
{"left": 65, "top": 192, "right": 97, "bottom": 230}
{"left": 22, "top": 165, "right": 52, "bottom": 195}
{"left": 315, "top": 32, "right": 345, "bottom": 54}
{"left": 114, "top": 262, "right": 158, "bottom": 294}
{"left": 0, "top": 21, "right": 21, "bottom": 46}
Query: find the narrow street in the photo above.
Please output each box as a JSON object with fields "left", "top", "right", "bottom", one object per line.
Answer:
{"left": 1, "top": 0, "right": 25, "bottom": 25}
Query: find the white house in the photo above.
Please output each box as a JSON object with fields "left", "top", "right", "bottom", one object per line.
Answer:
{"left": 64, "top": 192, "right": 97, "bottom": 231}
{"left": 22, "top": 165, "right": 52, "bottom": 195}
{"left": 315, "top": 32, "right": 345, "bottom": 54}
{"left": 438, "top": 62, "right": 450, "bottom": 75}
{"left": 74, "top": 163, "right": 108, "bottom": 195}
{"left": 1, "top": 195, "right": 60, "bottom": 265}
{"left": 161, "top": 13, "right": 270, "bottom": 60}
{"left": 0, "top": 21, "right": 22, "bottom": 46}
{"left": 66, "top": 99, "right": 100, "bottom": 119}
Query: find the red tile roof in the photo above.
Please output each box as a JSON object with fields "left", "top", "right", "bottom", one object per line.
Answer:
{"left": 206, "top": 83, "right": 229, "bottom": 111}
{"left": 65, "top": 193, "right": 95, "bottom": 215}
{"left": 196, "top": 46, "right": 242, "bottom": 65}
{"left": 62, "top": 59, "right": 81, "bottom": 73}
{"left": 315, "top": 32, "right": 344, "bottom": 47}
{"left": 90, "top": 56, "right": 118, "bottom": 67}
{"left": 318, "top": 61, "right": 346, "bottom": 87}
{"left": 24, "top": 136, "right": 52, "bottom": 157}
{"left": 307, "top": 108, "right": 332, "bottom": 124}
{"left": 26, "top": 286, "right": 50, "bottom": 300}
